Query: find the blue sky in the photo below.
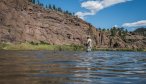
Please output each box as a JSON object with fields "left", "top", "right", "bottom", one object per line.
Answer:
{"left": 38, "top": 0, "right": 146, "bottom": 31}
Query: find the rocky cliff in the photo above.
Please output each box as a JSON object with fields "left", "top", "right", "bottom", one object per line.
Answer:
{"left": 0, "top": 0, "right": 146, "bottom": 49}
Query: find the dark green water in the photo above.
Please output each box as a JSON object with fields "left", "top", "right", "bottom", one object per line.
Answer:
{"left": 0, "top": 50, "right": 146, "bottom": 84}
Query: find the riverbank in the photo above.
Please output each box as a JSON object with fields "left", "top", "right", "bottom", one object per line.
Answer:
{"left": 94, "top": 48, "right": 146, "bottom": 52}
{"left": 0, "top": 42, "right": 84, "bottom": 51}
{"left": 0, "top": 42, "right": 145, "bottom": 52}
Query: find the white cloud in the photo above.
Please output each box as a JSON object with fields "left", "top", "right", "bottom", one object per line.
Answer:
{"left": 114, "top": 25, "right": 118, "bottom": 27}
{"left": 75, "top": 0, "right": 131, "bottom": 19}
{"left": 122, "top": 20, "right": 146, "bottom": 27}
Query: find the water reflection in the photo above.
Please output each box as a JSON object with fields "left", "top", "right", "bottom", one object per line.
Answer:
{"left": 0, "top": 51, "right": 146, "bottom": 84}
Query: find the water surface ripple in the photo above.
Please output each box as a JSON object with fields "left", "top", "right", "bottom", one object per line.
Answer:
{"left": 0, "top": 51, "right": 146, "bottom": 84}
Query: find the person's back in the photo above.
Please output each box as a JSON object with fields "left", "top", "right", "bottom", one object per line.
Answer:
{"left": 86, "top": 36, "right": 92, "bottom": 52}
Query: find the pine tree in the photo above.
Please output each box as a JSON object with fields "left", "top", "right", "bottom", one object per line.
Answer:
{"left": 49, "top": 4, "right": 52, "bottom": 9}
{"left": 98, "top": 28, "right": 101, "bottom": 31}
{"left": 32, "top": 0, "right": 36, "bottom": 4}
{"left": 68, "top": 12, "right": 72, "bottom": 15}
{"left": 118, "top": 29, "right": 122, "bottom": 36}
{"left": 58, "top": 7, "right": 62, "bottom": 12}
{"left": 53, "top": 5, "right": 56, "bottom": 10}
{"left": 39, "top": 3, "right": 44, "bottom": 7}
{"left": 45, "top": 5, "right": 48, "bottom": 9}
{"left": 65, "top": 10, "right": 69, "bottom": 14}
{"left": 102, "top": 28, "right": 106, "bottom": 31}
{"left": 110, "top": 27, "right": 116, "bottom": 36}
{"left": 125, "top": 29, "right": 128, "bottom": 34}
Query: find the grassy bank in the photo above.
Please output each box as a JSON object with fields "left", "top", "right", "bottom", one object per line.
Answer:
{"left": 0, "top": 42, "right": 84, "bottom": 51}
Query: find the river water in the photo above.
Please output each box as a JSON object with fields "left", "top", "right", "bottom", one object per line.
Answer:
{"left": 0, "top": 50, "right": 146, "bottom": 84}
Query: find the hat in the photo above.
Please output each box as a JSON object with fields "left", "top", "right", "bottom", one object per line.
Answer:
{"left": 87, "top": 35, "right": 90, "bottom": 38}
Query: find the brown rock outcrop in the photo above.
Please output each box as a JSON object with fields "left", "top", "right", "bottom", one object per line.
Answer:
{"left": 0, "top": 0, "right": 99, "bottom": 46}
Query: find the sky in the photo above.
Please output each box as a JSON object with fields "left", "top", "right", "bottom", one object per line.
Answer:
{"left": 38, "top": 0, "right": 146, "bottom": 31}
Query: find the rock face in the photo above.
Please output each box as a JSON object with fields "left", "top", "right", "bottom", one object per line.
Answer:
{"left": 0, "top": 0, "right": 97, "bottom": 45}
{"left": 0, "top": 0, "right": 146, "bottom": 49}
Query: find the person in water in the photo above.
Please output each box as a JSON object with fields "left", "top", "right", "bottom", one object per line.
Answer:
{"left": 86, "top": 36, "right": 92, "bottom": 52}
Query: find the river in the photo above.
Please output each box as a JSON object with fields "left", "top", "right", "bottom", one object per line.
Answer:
{"left": 0, "top": 50, "right": 146, "bottom": 84}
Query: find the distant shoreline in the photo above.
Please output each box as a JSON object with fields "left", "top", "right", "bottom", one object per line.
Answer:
{"left": 94, "top": 48, "right": 146, "bottom": 52}
{"left": 0, "top": 43, "right": 145, "bottom": 52}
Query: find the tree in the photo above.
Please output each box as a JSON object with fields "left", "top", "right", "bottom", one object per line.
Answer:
{"left": 110, "top": 27, "right": 116, "bottom": 36}
{"left": 58, "top": 7, "right": 63, "bottom": 12}
{"left": 32, "top": 0, "right": 36, "bottom": 4}
{"left": 65, "top": 10, "right": 69, "bottom": 14}
{"left": 49, "top": 4, "right": 52, "bottom": 9}
{"left": 45, "top": 5, "right": 48, "bottom": 9}
{"left": 39, "top": 3, "right": 44, "bottom": 7}
{"left": 107, "top": 29, "right": 109, "bottom": 31}
{"left": 53, "top": 5, "right": 56, "bottom": 10}
{"left": 118, "top": 29, "right": 122, "bottom": 36}
{"left": 102, "top": 28, "right": 106, "bottom": 31}
{"left": 98, "top": 28, "right": 101, "bottom": 31}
